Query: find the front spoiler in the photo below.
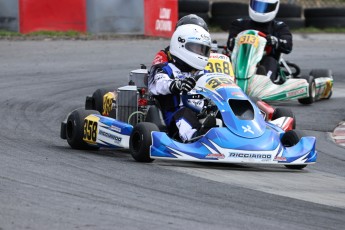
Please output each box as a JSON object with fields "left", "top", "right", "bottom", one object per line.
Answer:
{"left": 150, "top": 128, "right": 317, "bottom": 165}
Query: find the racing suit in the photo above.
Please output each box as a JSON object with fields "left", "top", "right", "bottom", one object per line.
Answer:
{"left": 152, "top": 46, "right": 171, "bottom": 65}
{"left": 148, "top": 62, "right": 203, "bottom": 142}
{"left": 227, "top": 18, "right": 293, "bottom": 83}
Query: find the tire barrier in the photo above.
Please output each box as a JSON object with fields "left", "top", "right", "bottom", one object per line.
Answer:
{"left": 178, "top": 0, "right": 210, "bottom": 24}
{"left": 210, "top": 2, "right": 305, "bottom": 31}
{"left": 210, "top": 2, "right": 247, "bottom": 30}
{"left": 277, "top": 3, "right": 305, "bottom": 30}
{"left": 178, "top": 0, "right": 209, "bottom": 13}
{"left": 304, "top": 7, "right": 345, "bottom": 28}
{"left": 1, "top": 0, "right": 343, "bottom": 35}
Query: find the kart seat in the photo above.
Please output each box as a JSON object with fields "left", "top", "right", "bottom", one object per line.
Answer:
{"left": 145, "top": 105, "right": 167, "bottom": 132}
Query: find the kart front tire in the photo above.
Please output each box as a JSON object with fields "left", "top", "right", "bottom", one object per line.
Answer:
{"left": 298, "top": 75, "right": 315, "bottom": 105}
{"left": 66, "top": 108, "right": 100, "bottom": 150}
{"left": 281, "top": 130, "right": 307, "bottom": 170}
{"left": 272, "top": 107, "right": 296, "bottom": 129}
{"left": 130, "top": 122, "right": 159, "bottom": 162}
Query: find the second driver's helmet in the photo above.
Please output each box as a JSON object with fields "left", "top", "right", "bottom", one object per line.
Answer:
{"left": 176, "top": 14, "right": 209, "bottom": 32}
{"left": 249, "top": 0, "right": 280, "bottom": 23}
{"left": 170, "top": 24, "right": 211, "bottom": 70}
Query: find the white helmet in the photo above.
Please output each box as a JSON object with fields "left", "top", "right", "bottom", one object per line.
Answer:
{"left": 170, "top": 24, "right": 211, "bottom": 70}
{"left": 249, "top": 0, "right": 280, "bottom": 23}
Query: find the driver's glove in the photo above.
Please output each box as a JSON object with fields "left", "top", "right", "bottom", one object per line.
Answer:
{"left": 169, "top": 76, "right": 196, "bottom": 94}
{"left": 181, "top": 76, "right": 196, "bottom": 92}
{"left": 266, "top": 34, "right": 279, "bottom": 49}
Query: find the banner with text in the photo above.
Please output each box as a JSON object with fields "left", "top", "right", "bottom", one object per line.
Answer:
{"left": 144, "top": 0, "right": 178, "bottom": 38}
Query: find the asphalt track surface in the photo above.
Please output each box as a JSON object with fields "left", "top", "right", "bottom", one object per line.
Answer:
{"left": 0, "top": 34, "right": 344, "bottom": 230}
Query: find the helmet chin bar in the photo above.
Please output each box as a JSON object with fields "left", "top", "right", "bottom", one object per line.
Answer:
{"left": 172, "top": 55, "right": 197, "bottom": 72}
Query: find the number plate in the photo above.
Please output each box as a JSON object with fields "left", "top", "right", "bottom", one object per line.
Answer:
{"left": 238, "top": 34, "right": 259, "bottom": 48}
{"left": 83, "top": 115, "right": 99, "bottom": 144}
{"left": 205, "top": 54, "right": 234, "bottom": 79}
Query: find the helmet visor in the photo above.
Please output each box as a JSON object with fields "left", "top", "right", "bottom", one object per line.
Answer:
{"left": 250, "top": 0, "right": 278, "bottom": 13}
{"left": 185, "top": 42, "right": 211, "bottom": 57}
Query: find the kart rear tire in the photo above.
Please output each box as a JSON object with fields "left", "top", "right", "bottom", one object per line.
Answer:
{"left": 130, "top": 122, "right": 159, "bottom": 162}
{"left": 66, "top": 108, "right": 100, "bottom": 150}
{"left": 92, "top": 88, "right": 108, "bottom": 114}
{"left": 272, "top": 107, "right": 296, "bottom": 129}
{"left": 281, "top": 130, "right": 307, "bottom": 170}
{"left": 309, "top": 69, "right": 332, "bottom": 79}
{"left": 298, "top": 75, "right": 315, "bottom": 105}
{"left": 310, "top": 69, "right": 333, "bottom": 100}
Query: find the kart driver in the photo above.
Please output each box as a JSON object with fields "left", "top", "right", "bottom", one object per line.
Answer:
{"left": 148, "top": 24, "right": 212, "bottom": 142}
{"left": 152, "top": 14, "right": 209, "bottom": 65}
{"left": 227, "top": 0, "right": 293, "bottom": 84}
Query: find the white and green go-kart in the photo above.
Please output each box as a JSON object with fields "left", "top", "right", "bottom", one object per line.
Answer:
{"left": 231, "top": 30, "right": 333, "bottom": 104}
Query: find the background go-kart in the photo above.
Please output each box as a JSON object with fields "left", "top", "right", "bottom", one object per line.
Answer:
{"left": 0, "top": 33, "right": 344, "bottom": 229}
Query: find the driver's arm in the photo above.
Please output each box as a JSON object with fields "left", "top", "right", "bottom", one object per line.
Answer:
{"left": 274, "top": 22, "right": 293, "bottom": 54}
{"left": 227, "top": 19, "right": 245, "bottom": 51}
{"left": 148, "top": 66, "right": 174, "bottom": 96}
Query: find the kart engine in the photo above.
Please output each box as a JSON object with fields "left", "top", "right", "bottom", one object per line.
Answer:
{"left": 116, "top": 85, "right": 139, "bottom": 125}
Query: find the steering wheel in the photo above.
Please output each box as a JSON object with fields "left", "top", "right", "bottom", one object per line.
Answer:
{"left": 181, "top": 73, "right": 204, "bottom": 113}
{"left": 258, "top": 31, "right": 266, "bottom": 37}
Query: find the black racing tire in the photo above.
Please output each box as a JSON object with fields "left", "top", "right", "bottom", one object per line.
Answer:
{"left": 211, "top": 15, "right": 242, "bottom": 31}
{"left": 66, "top": 108, "right": 100, "bottom": 150}
{"left": 310, "top": 69, "right": 333, "bottom": 100}
{"left": 298, "top": 75, "right": 315, "bottom": 105}
{"left": 304, "top": 8, "right": 345, "bottom": 18}
{"left": 211, "top": 2, "right": 247, "bottom": 16}
{"left": 281, "top": 130, "right": 307, "bottom": 170}
{"left": 277, "top": 4, "right": 302, "bottom": 18}
{"left": 276, "top": 18, "right": 305, "bottom": 30}
{"left": 178, "top": 12, "right": 209, "bottom": 24}
{"left": 309, "top": 69, "right": 333, "bottom": 79}
{"left": 92, "top": 88, "right": 108, "bottom": 114}
{"left": 326, "top": 90, "right": 333, "bottom": 99}
{"left": 178, "top": 0, "right": 210, "bottom": 13}
{"left": 272, "top": 107, "right": 296, "bottom": 129}
{"left": 130, "top": 122, "right": 160, "bottom": 162}
{"left": 305, "top": 17, "right": 345, "bottom": 29}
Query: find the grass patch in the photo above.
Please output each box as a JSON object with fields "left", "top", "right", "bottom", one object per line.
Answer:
{"left": 25, "top": 30, "right": 86, "bottom": 37}
{"left": 0, "top": 30, "right": 22, "bottom": 37}
{"left": 0, "top": 30, "right": 147, "bottom": 40}
{"left": 0, "top": 30, "right": 91, "bottom": 40}
{"left": 292, "top": 27, "right": 345, "bottom": 33}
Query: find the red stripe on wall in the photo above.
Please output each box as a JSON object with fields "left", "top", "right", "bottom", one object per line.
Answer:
{"left": 19, "top": 0, "right": 86, "bottom": 33}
